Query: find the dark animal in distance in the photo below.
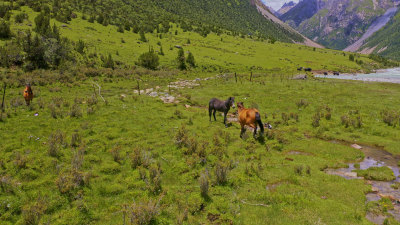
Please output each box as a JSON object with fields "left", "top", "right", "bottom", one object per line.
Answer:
{"left": 209, "top": 97, "right": 235, "bottom": 127}
{"left": 297, "top": 67, "right": 303, "bottom": 71}
{"left": 304, "top": 68, "right": 312, "bottom": 72}
{"left": 237, "top": 102, "right": 264, "bottom": 138}
{"left": 333, "top": 72, "right": 340, "bottom": 76}
{"left": 23, "top": 83, "right": 33, "bottom": 106}
{"left": 323, "top": 72, "right": 328, "bottom": 75}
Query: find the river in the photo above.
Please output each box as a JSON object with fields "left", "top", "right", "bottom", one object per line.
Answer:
{"left": 316, "top": 67, "right": 400, "bottom": 84}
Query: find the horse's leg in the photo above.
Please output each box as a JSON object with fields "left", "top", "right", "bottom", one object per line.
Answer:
{"left": 253, "top": 123, "right": 258, "bottom": 138}
{"left": 213, "top": 110, "right": 217, "bottom": 121}
{"left": 224, "top": 112, "right": 228, "bottom": 127}
{"left": 209, "top": 107, "right": 212, "bottom": 121}
{"left": 240, "top": 126, "right": 246, "bottom": 138}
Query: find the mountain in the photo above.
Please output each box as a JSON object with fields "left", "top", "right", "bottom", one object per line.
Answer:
{"left": 253, "top": 0, "right": 323, "bottom": 48}
{"left": 279, "top": 0, "right": 399, "bottom": 51}
{"left": 276, "top": 1, "right": 297, "bottom": 17}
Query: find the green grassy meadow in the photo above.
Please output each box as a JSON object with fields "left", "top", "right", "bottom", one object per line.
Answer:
{"left": 1, "top": 72, "right": 400, "bottom": 224}
{"left": 3, "top": 6, "right": 380, "bottom": 74}
{"left": 1, "top": 2, "right": 400, "bottom": 225}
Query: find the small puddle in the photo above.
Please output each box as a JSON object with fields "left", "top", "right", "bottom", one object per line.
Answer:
{"left": 324, "top": 141, "right": 400, "bottom": 224}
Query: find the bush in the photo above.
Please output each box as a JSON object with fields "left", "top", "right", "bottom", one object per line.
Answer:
{"left": 48, "top": 130, "right": 66, "bottom": 157}
{"left": 137, "top": 48, "right": 159, "bottom": 70}
{"left": 149, "top": 164, "right": 162, "bottom": 194}
{"left": 349, "top": 54, "right": 355, "bottom": 62}
{"left": 128, "top": 198, "right": 161, "bottom": 225}
{"left": 0, "top": 20, "right": 11, "bottom": 39}
{"left": 70, "top": 103, "right": 82, "bottom": 118}
{"left": 381, "top": 109, "right": 399, "bottom": 127}
{"left": 296, "top": 99, "right": 309, "bottom": 109}
{"left": 215, "top": 162, "right": 228, "bottom": 185}
{"left": 199, "top": 171, "right": 209, "bottom": 197}
{"left": 14, "top": 12, "right": 27, "bottom": 23}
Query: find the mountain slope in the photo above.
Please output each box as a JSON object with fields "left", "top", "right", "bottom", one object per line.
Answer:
{"left": 276, "top": 1, "right": 297, "bottom": 17}
{"left": 280, "top": 0, "right": 397, "bottom": 50}
{"left": 358, "top": 8, "right": 400, "bottom": 59}
{"left": 254, "top": 0, "right": 323, "bottom": 48}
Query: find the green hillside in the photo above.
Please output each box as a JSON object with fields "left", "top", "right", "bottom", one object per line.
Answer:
{"left": 1, "top": 1, "right": 400, "bottom": 225}
{"left": 361, "top": 9, "right": 400, "bottom": 60}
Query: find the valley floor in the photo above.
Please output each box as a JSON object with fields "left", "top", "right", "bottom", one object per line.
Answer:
{"left": 1, "top": 71, "right": 400, "bottom": 224}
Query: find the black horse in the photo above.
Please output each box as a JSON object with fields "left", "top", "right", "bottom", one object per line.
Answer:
{"left": 304, "top": 68, "right": 312, "bottom": 72}
{"left": 209, "top": 97, "right": 235, "bottom": 127}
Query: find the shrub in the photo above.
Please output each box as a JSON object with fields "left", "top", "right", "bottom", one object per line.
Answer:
{"left": 215, "top": 162, "right": 228, "bottom": 185}
{"left": 71, "top": 146, "right": 85, "bottom": 170}
{"left": 294, "top": 165, "right": 303, "bottom": 175}
{"left": 70, "top": 131, "right": 82, "bottom": 148}
{"left": 128, "top": 198, "right": 161, "bottom": 225}
{"left": 22, "top": 197, "right": 47, "bottom": 225}
{"left": 110, "top": 146, "right": 122, "bottom": 163}
{"left": 48, "top": 130, "right": 66, "bottom": 157}
{"left": 349, "top": 54, "right": 355, "bottom": 62}
{"left": 70, "top": 103, "right": 82, "bottom": 118}
{"left": 0, "top": 20, "right": 11, "bottom": 39}
{"left": 311, "top": 111, "right": 321, "bottom": 127}
{"left": 199, "top": 171, "right": 209, "bottom": 197}
{"left": 381, "top": 109, "right": 399, "bottom": 127}
{"left": 175, "top": 125, "right": 189, "bottom": 148}
{"left": 14, "top": 12, "right": 27, "bottom": 23}
{"left": 149, "top": 164, "right": 162, "bottom": 194}
{"left": 296, "top": 99, "right": 309, "bottom": 109}
{"left": 137, "top": 48, "right": 159, "bottom": 70}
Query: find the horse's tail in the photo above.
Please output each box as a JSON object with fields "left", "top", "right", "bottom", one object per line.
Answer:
{"left": 255, "top": 112, "right": 264, "bottom": 134}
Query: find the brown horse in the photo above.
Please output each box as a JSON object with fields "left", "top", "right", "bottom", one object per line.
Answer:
{"left": 23, "top": 83, "right": 34, "bottom": 106}
{"left": 237, "top": 102, "right": 264, "bottom": 138}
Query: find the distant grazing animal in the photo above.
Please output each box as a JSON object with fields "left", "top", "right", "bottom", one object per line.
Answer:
{"left": 23, "top": 83, "right": 33, "bottom": 106}
{"left": 209, "top": 97, "right": 235, "bottom": 127}
{"left": 297, "top": 67, "right": 303, "bottom": 71}
{"left": 323, "top": 72, "right": 328, "bottom": 75}
{"left": 304, "top": 68, "right": 312, "bottom": 72}
{"left": 237, "top": 102, "right": 264, "bottom": 138}
{"left": 333, "top": 72, "right": 340, "bottom": 76}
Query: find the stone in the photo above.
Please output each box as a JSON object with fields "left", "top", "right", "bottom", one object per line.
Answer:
{"left": 351, "top": 144, "right": 362, "bottom": 150}
{"left": 149, "top": 92, "right": 158, "bottom": 97}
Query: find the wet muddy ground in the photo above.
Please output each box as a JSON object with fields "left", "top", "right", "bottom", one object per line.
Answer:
{"left": 325, "top": 141, "right": 400, "bottom": 224}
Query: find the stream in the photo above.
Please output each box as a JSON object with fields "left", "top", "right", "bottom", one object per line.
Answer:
{"left": 316, "top": 67, "right": 400, "bottom": 84}
{"left": 325, "top": 141, "right": 400, "bottom": 224}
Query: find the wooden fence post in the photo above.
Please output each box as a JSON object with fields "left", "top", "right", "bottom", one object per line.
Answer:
{"left": 1, "top": 83, "right": 6, "bottom": 113}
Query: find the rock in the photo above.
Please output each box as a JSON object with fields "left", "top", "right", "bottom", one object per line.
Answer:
{"left": 61, "top": 24, "right": 68, "bottom": 28}
{"left": 185, "top": 104, "right": 191, "bottom": 109}
{"left": 145, "top": 88, "right": 153, "bottom": 94}
{"left": 195, "top": 78, "right": 201, "bottom": 81}
{"left": 371, "top": 186, "right": 379, "bottom": 193}
{"left": 293, "top": 74, "right": 308, "bottom": 80}
{"left": 321, "top": 196, "right": 327, "bottom": 199}
{"left": 175, "top": 45, "right": 182, "bottom": 49}
{"left": 148, "top": 92, "right": 158, "bottom": 97}
{"left": 156, "top": 86, "right": 161, "bottom": 89}
{"left": 351, "top": 144, "right": 362, "bottom": 150}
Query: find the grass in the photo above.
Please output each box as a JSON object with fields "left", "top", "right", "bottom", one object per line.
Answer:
{"left": 0, "top": 3, "right": 400, "bottom": 225}
{"left": 2, "top": 6, "right": 381, "bottom": 74}
{"left": 355, "top": 167, "right": 396, "bottom": 181}
{"left": 1, "top": 72, "right": 400, "bottom": 224}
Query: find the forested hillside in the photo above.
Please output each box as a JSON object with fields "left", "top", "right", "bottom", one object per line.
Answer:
{"left": 12, "top": 0, "right": 304, "bottom": 42}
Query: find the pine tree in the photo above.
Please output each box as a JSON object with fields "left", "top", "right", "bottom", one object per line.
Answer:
{"left": 177, "top": 48, "right": 186, "bottom": 70}
{"left": 186, "top": 52, "right": 195, "bottom": 67}
{"left": 139, "top": 30, "right": 147, "bottom": 42}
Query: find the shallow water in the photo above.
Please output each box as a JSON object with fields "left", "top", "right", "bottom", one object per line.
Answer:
{"left": 316, "top": 67, "right": 400, "bottom": 84}
{"left": 324, "top": 142, "right": 400, "bottom": 224}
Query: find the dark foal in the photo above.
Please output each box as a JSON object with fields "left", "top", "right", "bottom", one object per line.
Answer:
{"left": 209, "top": 97, "right": 235, "bottom": 127}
